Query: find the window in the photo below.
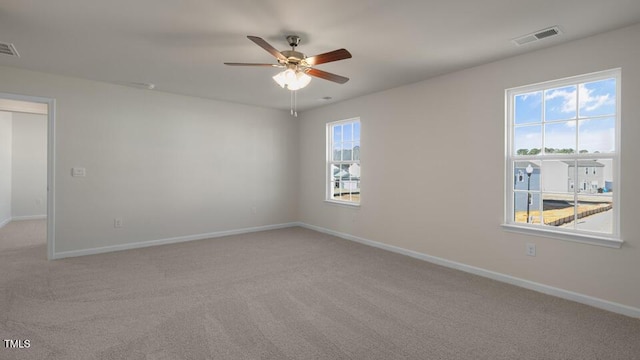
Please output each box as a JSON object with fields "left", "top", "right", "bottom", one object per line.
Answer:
{"left": 505, "top": 69, "right": 621, "bottom": 246}
{"left": 327, "top": 118, "right": 360, "bottom": 205}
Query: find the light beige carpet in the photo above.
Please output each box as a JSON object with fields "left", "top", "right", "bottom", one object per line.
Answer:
{"left": 0, "top": 218, "right": 46, "bottom": 251}
{"left": 1, "top": 221, "right": 639, "bottom": 359}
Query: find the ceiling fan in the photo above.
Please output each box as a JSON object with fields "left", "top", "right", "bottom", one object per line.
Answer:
{"left": 224, "top": 35, "right": 352, "bottom": 90}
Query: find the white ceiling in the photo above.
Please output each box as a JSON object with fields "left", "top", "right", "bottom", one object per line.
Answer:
{"left": 1, "top": 0, "right": 639, "bottom": 112}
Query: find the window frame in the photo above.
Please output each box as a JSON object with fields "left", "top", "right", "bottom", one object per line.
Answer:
{"left": 503, "top": 69, "right": 622, "bottom": 248}
{"left": 326, "top": 117, "right": 361, "bottom": 207}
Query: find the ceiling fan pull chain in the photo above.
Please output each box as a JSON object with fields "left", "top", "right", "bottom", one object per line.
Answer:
{"left": 290, "top": 90, "right": 294, "bottom": 115}
{"left": 294, "top": 90, "right": 298, "bottom": 117}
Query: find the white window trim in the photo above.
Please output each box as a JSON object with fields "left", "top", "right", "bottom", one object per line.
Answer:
{"left": 503, "top": 69, "right": 622, "bottom": 248}
{"left": 326, "top": 117, "right": 361, "bottom": 207}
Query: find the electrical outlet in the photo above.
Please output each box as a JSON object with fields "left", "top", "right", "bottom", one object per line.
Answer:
{"left": 114, "top": 218, "right": 123, "bottom": 228}
{"left": 526, "top": 243, "right": 536, "bottom": 257}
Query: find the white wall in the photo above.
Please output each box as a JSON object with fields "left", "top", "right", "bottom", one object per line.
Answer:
{"left": 0, "top": 111, "right": 12, "bottom": 226}
{"left": 0, "top": 66, "right": 299, "bottom": 254}
{"left": 0, "top": 22, "right": 637, "bottom": 312}
{"left": 11, "top": 112, "right": 47, "bottom": 218}
{"left": 299, "top": 23, "right": 640, "bottom": 310}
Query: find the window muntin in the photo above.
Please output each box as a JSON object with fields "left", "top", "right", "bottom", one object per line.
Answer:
{"left": 506, "top": 69, "right": 620, "bottom": 243}
{"left": 327, "top": 118, "right": 360, "bottom": 205}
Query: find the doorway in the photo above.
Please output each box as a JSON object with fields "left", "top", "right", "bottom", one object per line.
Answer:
{"left": 0, "top": 93, "right": 55, "bottom": 259}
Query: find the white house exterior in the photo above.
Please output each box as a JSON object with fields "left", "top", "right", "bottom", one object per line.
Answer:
{"left": 541, "top": 160, "right": 611, "bottom": 194}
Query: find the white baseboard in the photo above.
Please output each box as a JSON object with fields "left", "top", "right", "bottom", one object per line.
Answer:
{"left": 52, "top": 222, "right": 299, "bottom": 260}
{"left": 11, "top": 215, "right": 47, "bottom": 221}
{"left": 297, "top": 222, "right": 640, "bottom": 319}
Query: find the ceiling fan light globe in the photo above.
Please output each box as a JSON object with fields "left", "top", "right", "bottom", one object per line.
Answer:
{"left": 285, "top": 72, "right": 311, "bottom": 91}
{"left": 272, "top": 72, "right": 287, "bottom": 88}
{"left": 273, "top": 69, "right": 312, "bottom": 91}
{"left": 284, "top": 69, "right": 297, "bottom": 82}
{"left": 296, "top": 72, "right": 312, "bottom": 88}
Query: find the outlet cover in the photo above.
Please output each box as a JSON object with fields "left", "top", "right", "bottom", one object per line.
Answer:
{"left": 114, "top": 218, "right": 123, "bottom": 228}
{"left": 526, "top": 243, "right": 536, "bottom": 257}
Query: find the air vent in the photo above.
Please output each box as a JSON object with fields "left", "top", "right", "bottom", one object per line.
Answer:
{"left": 535, "top": 28, "right": 560, "bottom": 40}
{"left": 512, "top": 26, "right": 562, "bottom": 46}
{"left": 0, "top": 42, "right": 19, "bottom": 57}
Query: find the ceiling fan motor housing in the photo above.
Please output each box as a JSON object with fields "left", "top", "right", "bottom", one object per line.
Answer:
{"left": 280, "top": 50, "right": 306, "bottom": 65}
{"left": 286, "top": 35, "right": 301, "bottom": 48}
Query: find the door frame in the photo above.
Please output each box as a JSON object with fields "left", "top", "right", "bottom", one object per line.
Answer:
{"left": 0, "top": 92, "right": 56, "bottom": 260}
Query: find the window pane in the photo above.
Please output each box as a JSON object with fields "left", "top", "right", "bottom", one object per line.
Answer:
{"left": 579, "top": 78, "right": 616, "bottom": 118}
{"left": 353, "top": 141, "right": 360, "bottom": 161}
{"left": 574, "top": 194, "right": 613, "bottom": 233}
{"left": 333, "top": 144, "right": 342, "bottom": 161}
{"left": 332, "top": 164, "right": 360, "bottom": 201}
{"left": 515, "top": 91, "right": 542, "bottom": 124}
{"left": 540, "top": 160, "right": 576, "bottom": 228}
{"left": 343, "top": 123, "right": 353, "bottom": 141}
{"left": 338, "top": 164, "right": 350, "bottom": 178}
{"left": 354, "top": 122, "right": 361, "bottom": 140}
{"left": 540, "top": 160, "right": 573, "bottom": 193}
{"left": 514, "top": 125, "right": 542, "bottom": 155}
{"left": 576, "top": 159, "right": 611, "bottom": 195}
{"left": 330, "top": 165, "right": 341, "bottom": 199}
{"left": 331, "top": 164, "right": 339, "bottom": 180}
{"left": 350, "top": 163, "right": 361, "bottom": 177}
{"left": 513, "top": 161, "right": 540, "bottom": 191}
{"left": 545, "top": 85, "right": 577, "bottom": 121}
{"left": 544, "top": 121, "right": 576, "bottom": 154}
{"left": 558, "top": 159, "right": 613, "bottom": 233}
{"left": 333, "top": 181, "right": 344, "bottom": 200}
{"left": 540, "top": 193, "right": 574, "bottom": 228}
{"left": 333, "top": 125, "right": 342, "bottom": 143}
{"left": 514, "top": 192, "right": 541, "bottom": 224}
{"left": 342, "top": 142, "right": 353, "bottom": 161}
{"left": 578, "top": 118, "right": 615, "bottom": 154}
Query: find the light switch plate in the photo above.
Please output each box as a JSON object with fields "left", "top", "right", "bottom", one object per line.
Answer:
{"left": 71, "top": 167, "right": 86, "bottom": 177}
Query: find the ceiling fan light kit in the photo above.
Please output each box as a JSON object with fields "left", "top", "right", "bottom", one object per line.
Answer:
{"left": 224, "top": 35, "right": 352, "bottom": 116}
{"left": 272, "top": 67, "right": 312, "bottom": 90}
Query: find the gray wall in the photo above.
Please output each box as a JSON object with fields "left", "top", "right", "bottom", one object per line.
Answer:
{"left": 11, "top": 112, "right": 47, "bottom": 218}
{"left": 298, "top": 23, "right": 640, "bottom": 309}
{"left": 0, "top": 67, "right": 299, "bottom": 254}
{"left": 0, "top": 111, "right": 11, "bottom": 225}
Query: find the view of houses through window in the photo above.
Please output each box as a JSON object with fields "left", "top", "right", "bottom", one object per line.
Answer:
{"left": 327, "top": 118, "right": 360, "bottom": 204}
{"left": 506, "top": 69, "right": 619, "bottom": 239}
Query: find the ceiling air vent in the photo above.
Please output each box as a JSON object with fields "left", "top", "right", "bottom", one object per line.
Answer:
{"left": 0, "top": 42, "right": 20, "bottom": 57}
{"left": 512, "top": 26, "right": 562, "bottom": 46}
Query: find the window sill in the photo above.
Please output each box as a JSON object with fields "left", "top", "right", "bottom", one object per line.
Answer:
{"left": 324, "top": 199, "right": 361, "bottom": 208}
{"left": 501, "top": 224, "right": 623, "bottom": 248}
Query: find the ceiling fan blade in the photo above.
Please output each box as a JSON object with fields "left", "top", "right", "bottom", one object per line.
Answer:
{"left": 224, "top": 63, "right": 280, "bottom": 67}
{"left": 305, "top": 49, "right": 352, "bottom": 66}
{"left": 305, "top": 68, "right": 349, "bottom": 84}
{"left": 247, "top": 36, "right": 287, "bottom": 62}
